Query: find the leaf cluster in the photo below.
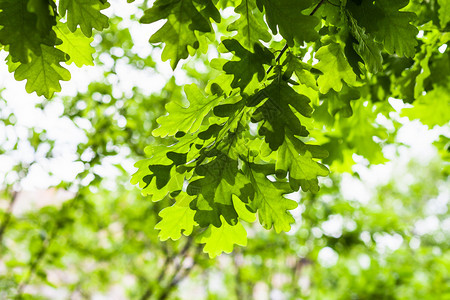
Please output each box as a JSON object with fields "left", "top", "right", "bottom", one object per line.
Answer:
{"left": 1, "top": 0, "right": 449, "bottom": 257}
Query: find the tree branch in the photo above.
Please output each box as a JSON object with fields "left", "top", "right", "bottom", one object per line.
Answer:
{"left": 16, "top": 224, "right": 58, "bottom": 297}
{"left": 157, "top": 245, "right": 202, "bottom": 300}
{"left": 140, "top": 237, "right": 194, "bottom": 300}
{"left": 15, "top": 192, "right": 80, "bottom": 297}
{"left": 0, "top": 190, "right": 19, "bottom": 247}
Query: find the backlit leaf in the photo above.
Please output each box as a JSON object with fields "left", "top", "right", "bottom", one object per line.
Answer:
{"left": 153, "top": 84, "right": 222, "bottom": 137}
{"left": 227, "top": 0, "right": 271, "bottom": 50}
{"left": 244, "top": 163, "right": 297, "bottom": 233}
{"left": 155, "top": 193, "right": 197, "bottom": 241}
{"left": 198, "top": 216, "right": 247, "bottom": 258}
{"left": 314, "top": 42, "right": 357, "bottom": 94}
{"left": 13, "top": 45, "right": 71, "bottom": 98}
{"left": 59, "top": 0, "right": 110, "bottom": 37}
{"left": 257, "top": 0, "right": 319, "bottom": 45}
{"left": 55, "top": 24, "right": 95, "bottom": 67}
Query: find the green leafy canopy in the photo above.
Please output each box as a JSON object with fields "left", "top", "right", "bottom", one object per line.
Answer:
{"left": 1, "top": 0, "right": 448, "bottom": 258}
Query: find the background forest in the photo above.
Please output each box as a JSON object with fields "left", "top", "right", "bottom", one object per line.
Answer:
{"left": 0, "top": 0, "right": 449, "bottom": 299}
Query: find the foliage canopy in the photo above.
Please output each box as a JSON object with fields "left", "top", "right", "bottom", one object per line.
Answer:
{"left": 0, "top": 0, "right": 449, "bottom": 259}
{"left": 0, "top": 0, "right": 449, "bottom": 299}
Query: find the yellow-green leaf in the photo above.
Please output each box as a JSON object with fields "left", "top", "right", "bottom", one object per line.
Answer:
{"left": 56, "top": 24, "right": 95, "bottom": 67}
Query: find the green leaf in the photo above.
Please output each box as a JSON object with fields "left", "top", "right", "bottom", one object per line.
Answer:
{"left": 232, "top": 195, "right": 256, "bottom": 223}
{"left": 155, "top": 193, "right": 197, "bottom": 241}
{"left": 347, "top": 13, "right": 383, "bottom": 73}
{"left": 140, "top": 0, "right": 213, "bottom": 69}
{"left": 257, "top": 0, "right": 319, "bottom": 45}
{"left": 27, "top": 0, "right": 57, "bottom": 34}
{"left": 284, "top": 53, "right": 318, "bottom": 90}
{"left": 187, "top": 154, "right": 248, "bottom": 227}
{"left": 343, "top": 34, "right": 364, "bottom": 77}
{"left": 336, "top": 101, "right": 388, "bottom": 164}
{"left": 227, "top": 0, "right": 271, "bottom": 50}
{"left": 131, "top": 135, "right": 198, "bottom": 192}
{"left": 55, "top": 24, "right": 95, "bottom": 67}
{"left": 394, "top": 30, "right": 449, "bottom": 102}
{"left": 402, "top": 85, "right": 450, "bottom": 128}
{"left": 276, "top": 134, "right": 329, "bottom": 192}
{"left": 245, "top": 163, "right": 297, "bottom": 233}
{"left": 320, "top": 84, "right": 361, "bottom": 119}
{"left": 140, "top": 165, "right": 185, "bottom": 200}
{"left": 314, "top": 42, "right": 357, "bottom": 94}
{"left": 200, "top": 0, "right": 221, "bottom": 23}
{"left": 12, "top": 45, "right": 71, "bottom": 98}
{"left": 438, "top": 0, "right": 450, "bottom": 28}
{"left": 413, "top": 45, "right": 433, "bottom": 100}
{"left": 0, "top": 0, "right": 56, "bottom": 63}
{"left": 247, "top": 81, "right": 312, "bottom": 150}
{"left": 153, "top": 84, "right": 222, "bottom": 137}
{"left": 222, "top": 39, "right": 274, "bottom": 91}
{"left": 59, "top": 0, "right": 110, "bottom": 37}
{"left": 347, "top": 0, "right": 418, "bottom": 57}
{"left": 198, "top": 216, "right": 247, "bottom": 258}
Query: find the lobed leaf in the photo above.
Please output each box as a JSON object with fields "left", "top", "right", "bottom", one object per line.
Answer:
{"left": 187, "top": 154, "right": 248, "bottom": 228}
{"left": 55, "top": 24, "right": 95, "bottom": 67}
{"left": 276, "top": 134, "right": 329, "bottom": 192}
{"left": 402, "top": 85, "right": 450, "bottom": 128}
{"left": 12, "top": 45, "right": 71, "bottom": 98}
{"left": 0, "top": 0, "right": 56, "bottom": 63}
{"left": 198, "top": 216, "right": 247, "bottom": 258}
{"left": 227, "top": 0, "right": 272, "bottom": 50}
{"left": 257, "top": 0, "right": 319, "bottom": 45}
{"left": 284, "top": 53, "right": 318, "bottom": 90}
{"left": 314, "top": 42, "right": 357, "bottom": 94}
{"left": 222, "top": 39, "right": 274, "bottom": 91}
{"left": 244, "top": 163, "right": 297, "bottom": 233}
{"left": 155, "top": 193, "right": 197, "bottom": 241}
{"left": 141, "top": 0, "right": 216, "bottom": 68}
{"left": 59, "top": 0, "right": 110, "bottom": 37}
{"left": 347, "top": 13, "right": 383, "bottom": 73}
{"left": 153, "top": 84, "right": 222, "bottom": 137}
{"left": 247, "top": 81, "right": 312, "bottom": 150}
{"left": 347, "top": 0, "right": 418, "bottom": 57}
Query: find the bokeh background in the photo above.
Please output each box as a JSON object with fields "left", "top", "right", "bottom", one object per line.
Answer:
{"left": 0, "top": 0, "right": 449, "bottom": 299}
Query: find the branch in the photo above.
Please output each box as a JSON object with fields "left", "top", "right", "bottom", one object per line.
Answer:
{"left": 266, "top": 0, "right": 326, "bottom": 74}
{"left": 157, "top": 245, "right": 202, "bottom": 300}
{"left": 140, "top": 237, "right": 194, "bottom": 300}
{"left": 15, "top": 192, "right": 81, "bottom": 297}
{"left": 0, "top": 190, "right": 19, "bottom": 247}
{"left": 16, "top": 224, "right": 58, "bottom": 296}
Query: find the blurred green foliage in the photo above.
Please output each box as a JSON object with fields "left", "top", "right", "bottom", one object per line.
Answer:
{"left": 0, "top": 0, "right": 449, "bottom": 299}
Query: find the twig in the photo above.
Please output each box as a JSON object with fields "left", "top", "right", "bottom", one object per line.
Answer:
{"left": 0, "top": 190, "right": 18, "bottom": 246}
{"left": 16, "top": 224, "right": 58, "bottom": 297}
{"left": 140, "top": 237, "right": 194, "bottom": 300}
{"left": 267, "top": 44, "right": 289, "bottom": 75}
{"left": 157, "top": 245, "right": 202, "bottom": 300}
{"left": 266, "top": 0, "right": 326, "bottom": 74}
{"left": 233, "top": 251, "right": 245, "bottom": 299}
{"left": 15, "top": 192, "right": 80, "bottom": 298}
